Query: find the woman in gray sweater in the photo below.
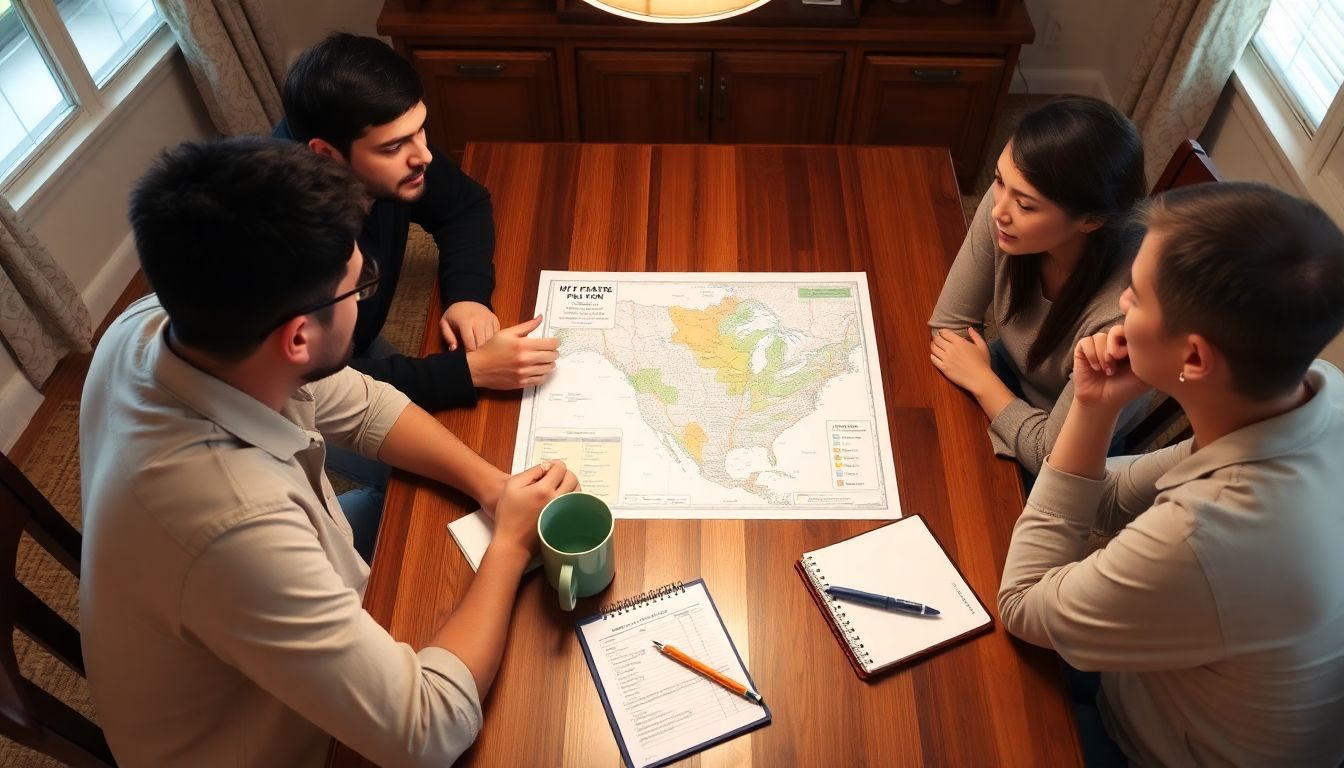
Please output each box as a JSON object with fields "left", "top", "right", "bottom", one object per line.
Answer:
{"left": 929, "top": 97, "right": 1146, "bottom": 474}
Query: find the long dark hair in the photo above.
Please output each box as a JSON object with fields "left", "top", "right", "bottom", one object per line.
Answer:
{"left": 1003, "top": 96, "right": 1146, "bottom": 370}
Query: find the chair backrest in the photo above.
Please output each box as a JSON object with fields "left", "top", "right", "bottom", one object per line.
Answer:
{"left": 0, "top": 451, "right": 115, "bottom": 767}
{"left": 1124, "top": 139, "right": 1224, "bottom": 453}
{"left": 1149, "top": 138, "right": 1222, "bottom": 195}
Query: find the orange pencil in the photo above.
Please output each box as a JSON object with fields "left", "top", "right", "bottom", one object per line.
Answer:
{"left": 652, "top": 640, "right": 764, "bottom": 705}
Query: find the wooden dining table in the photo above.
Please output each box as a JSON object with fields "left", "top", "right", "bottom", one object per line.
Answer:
{"left": 330, "top": 142, "right": 1082, "bottom": 767}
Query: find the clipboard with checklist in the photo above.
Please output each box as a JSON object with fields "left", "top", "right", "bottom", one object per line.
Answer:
{"left": 575, "top": 579, "right": 771, "bottom": 768}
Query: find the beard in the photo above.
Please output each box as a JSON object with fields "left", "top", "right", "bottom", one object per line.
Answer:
{"left": 368, "top": 165, "right": 429, "bottom": 203}
{"left": 301, "top": 338, "right": 355, "bottom": 383}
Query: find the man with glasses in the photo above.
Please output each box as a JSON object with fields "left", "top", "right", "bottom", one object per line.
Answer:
{"left": 79, "top": 136, "right": 579, "bottom": 767}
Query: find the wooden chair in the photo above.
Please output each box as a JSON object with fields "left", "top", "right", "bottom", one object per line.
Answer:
{"left": 1122, "top": 139, "right": 1223, "bottom": 453}
{"left": 0, "top": 451, "right": 115, "bottom": 767}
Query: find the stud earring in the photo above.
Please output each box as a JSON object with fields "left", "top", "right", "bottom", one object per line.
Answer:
{"left": 1178, "top": 371, "right": 1186, "bottom": 383}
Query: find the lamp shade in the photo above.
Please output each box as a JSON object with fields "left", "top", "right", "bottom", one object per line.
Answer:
{"left": 579, "top": 0, "right": 774, "bottom": 23}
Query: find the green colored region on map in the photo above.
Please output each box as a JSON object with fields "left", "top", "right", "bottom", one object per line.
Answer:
{"left": 669, "top": 297, "right": 854, "bottom": 404}
{"left": 798, "top": 287, "right": 851, "bottom": 299}
{"left": 628, "top": 368, "right": 678, "bottom": 404}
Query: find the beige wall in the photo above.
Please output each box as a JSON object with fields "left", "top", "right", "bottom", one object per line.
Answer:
{"left": 1018, "top": 0, "right": 1162, "bottom": 100}
{"left": 263, "top": 0, "right": 383, "bottom": 66}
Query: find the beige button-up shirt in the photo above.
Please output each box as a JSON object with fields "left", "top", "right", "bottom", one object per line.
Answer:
{"left": 1000, "top": 361, "right": 1344, "bottom": 766}
{"left": 79, "top": 297, "right": 482, "bottom": 767}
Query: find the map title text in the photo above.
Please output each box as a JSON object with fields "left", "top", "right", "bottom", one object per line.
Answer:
{"left": 558, "top": 285, "right": 614, "bottom": 300}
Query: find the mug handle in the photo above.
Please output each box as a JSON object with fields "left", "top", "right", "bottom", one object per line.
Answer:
{"left": 559, "top": 563, "right": 577, "bottom": 612}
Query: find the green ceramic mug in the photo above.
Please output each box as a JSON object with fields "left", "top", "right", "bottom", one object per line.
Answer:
{"left": 538, "top": 492, "right": 615, "bottom": 611}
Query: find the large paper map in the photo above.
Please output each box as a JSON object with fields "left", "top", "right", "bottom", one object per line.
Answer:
{"left": 512, "top": 272, "right": 900, "bottom": 519}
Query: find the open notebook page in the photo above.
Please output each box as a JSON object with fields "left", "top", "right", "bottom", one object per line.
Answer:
{"left": 803, "top": 516, "right": 990, "bottom": 674}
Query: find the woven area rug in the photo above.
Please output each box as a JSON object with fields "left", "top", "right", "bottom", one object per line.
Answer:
{"left": 8, "top": 400, "right": 90, "bottom": 768}
{"left": 0, "top": 228, "right": 436, "bottom": 765}
{"left": 379, "top": 226, "right": 437, "bottom": 358}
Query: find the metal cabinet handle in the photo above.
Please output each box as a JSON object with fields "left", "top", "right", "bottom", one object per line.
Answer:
{"left": 697, "top": 76, "right": 706, "bottom": 121}
{"left": 717, "top": 77, "right": 728, "bottom": 121}
{"left": 912, "top": 68, "right": 961, "bottom": 81}
{"left": 456, "top": 63, "right": 505, "bottom": 76}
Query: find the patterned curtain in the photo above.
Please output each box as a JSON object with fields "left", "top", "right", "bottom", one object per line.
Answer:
{"left": 0, "top": 198, "right": 92, "bottom": 388}
{"left": 152, "top": 0, "right": 286, "bottom": 135}
{"left": 1120, "top": 0, "right": 1271, "bottom": 185}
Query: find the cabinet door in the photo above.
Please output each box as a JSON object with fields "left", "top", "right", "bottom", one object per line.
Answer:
{"left": 577, "top": 50, "right": 712, "bottom": 143}
{"left": 851, "top": 56, "right": 1005, "bottom": 184}
{"left": 711, "top": 51, "right": 843, "bottom": 144}
{"left": 412, "top": 50, "right": 562, "bottom": 160}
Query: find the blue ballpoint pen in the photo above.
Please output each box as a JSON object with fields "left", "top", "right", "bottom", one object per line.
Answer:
{"left": 825, "top": 585, "right": 941, "bottom": 616}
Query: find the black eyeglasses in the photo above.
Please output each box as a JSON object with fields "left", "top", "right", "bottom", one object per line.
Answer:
{"left": 271, "top": 259, "right": 381, "bottom": 331}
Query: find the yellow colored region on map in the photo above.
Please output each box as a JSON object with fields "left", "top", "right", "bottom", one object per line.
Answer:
{"left": 668, "top": 297, "right": 751, "bottom": 393}
{"left": 681, "top": 422, "right": 708, "bottom": 462}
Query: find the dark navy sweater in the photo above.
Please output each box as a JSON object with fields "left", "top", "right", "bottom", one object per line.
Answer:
{"left": 274, "top": 119, "right": 494, "bottom": 411}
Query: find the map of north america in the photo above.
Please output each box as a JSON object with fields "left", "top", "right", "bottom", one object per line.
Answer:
{"left": 556, "top": 286, "right": 862, "bottom": 504}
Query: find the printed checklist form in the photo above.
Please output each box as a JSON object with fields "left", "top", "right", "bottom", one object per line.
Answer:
{"left": 575, "top": 580, "right": 771, "bottom": 768}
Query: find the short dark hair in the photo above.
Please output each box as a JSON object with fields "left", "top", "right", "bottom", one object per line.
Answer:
{"left": 282, "top": 33, "right": 424, "bottom": 156}
{"left": 1143, "top": 182, "right": 1344, "bottom": 399}
{"left": 1004, "top": 96, "right": 1147, "bottom": 369}
{"left": 129, "top": 136, "right": 366, "bottom": 359}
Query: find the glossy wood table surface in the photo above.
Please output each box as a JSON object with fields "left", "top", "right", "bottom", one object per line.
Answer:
{"left": 331, "top": 143, "right": 1081, "bottom": 767}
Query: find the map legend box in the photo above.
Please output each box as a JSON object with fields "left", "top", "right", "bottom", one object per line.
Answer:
{"left": 826, "top": 421, "right": 879, "bottom": 490}
{"left": 530, "top": 429, "right": 623, "bottom": 504}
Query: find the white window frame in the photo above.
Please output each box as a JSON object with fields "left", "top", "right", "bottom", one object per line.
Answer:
{"left": 0, "top": 0, "right": 170, "bottom": 209}
{"left": 1231, "top": 41, "right": 1344, "bottom": 226}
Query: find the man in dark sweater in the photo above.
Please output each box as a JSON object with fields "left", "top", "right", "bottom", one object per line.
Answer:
{"left": 276, "top": 33, "right": 558, "bottom": 414}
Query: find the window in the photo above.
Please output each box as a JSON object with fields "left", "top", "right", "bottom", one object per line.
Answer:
{"left": 0, "top": 0, "right": 162, "bottom": 181}
{"left": 1251, "top": 0, "right": 1344, "bottom": 133}
{"left": 0, "top": 4, "right": 73, "bottom": 174}
{"left": 1231, "top": 0, "right": 1344, "bottom": 224}
{"left": 59, "top": 0, "right": 162, "bottom": 85}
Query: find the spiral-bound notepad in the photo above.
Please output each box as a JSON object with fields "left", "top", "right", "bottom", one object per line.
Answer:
{"left": 796, "top": 516, "right": 992, "bottom": 679}
{"left": 575, "top": 580, "right": 771, "bottom": 768}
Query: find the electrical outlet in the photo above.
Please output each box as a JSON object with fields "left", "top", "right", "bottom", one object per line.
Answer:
{"left": 1042, "top": 11, "right": 1064, "bottom": 47}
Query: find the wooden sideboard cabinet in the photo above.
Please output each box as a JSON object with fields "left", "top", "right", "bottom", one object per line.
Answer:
{"left": 379, "top": 0, "right": 1035, "bottom": 186}
{"left": 576, "top": 50, "right": 844, "bottom": 143}
{"left": 853, "top": 55, "right": 1006, "bottom": 176}
{"left": 413, "top": 49, "right": 563, "bottom": 153}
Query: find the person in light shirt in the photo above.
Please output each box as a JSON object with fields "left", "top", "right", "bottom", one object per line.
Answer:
{"left": 999, "top": 181, "right": 1344, "bottom": 766}
{"left": 79, "top": 136, "right": 577, "bottom": 767}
